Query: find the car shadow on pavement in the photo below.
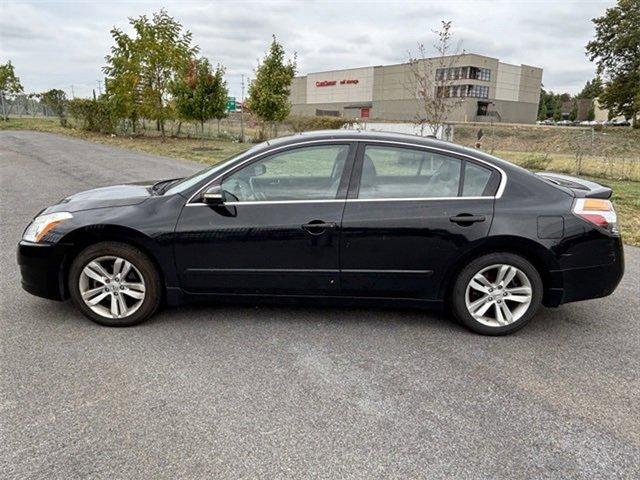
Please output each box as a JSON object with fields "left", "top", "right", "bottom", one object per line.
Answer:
{"left": 28, "top": 292, "right": 603, "bottom": 339}
{"left": 149, "top": 300, "right": 462, "bottom": 331}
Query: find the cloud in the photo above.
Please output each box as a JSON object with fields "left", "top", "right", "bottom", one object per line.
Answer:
{"left": 0, "top": 0, "right": 615, "bottom": 98}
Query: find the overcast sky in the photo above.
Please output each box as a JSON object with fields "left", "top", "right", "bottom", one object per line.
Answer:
{"left": 1, "top": 0, "right": 614, "bottom": 99}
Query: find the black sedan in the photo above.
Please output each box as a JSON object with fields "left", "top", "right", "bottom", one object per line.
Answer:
{"left": 17, "top": 131, "right": 624, "bottom": 334}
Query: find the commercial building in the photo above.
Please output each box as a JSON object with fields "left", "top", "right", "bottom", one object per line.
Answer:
{"left": 561, "top": 98, "right": 593, "bottom": 121}
{"left": 289, "top": 53, "right": 543, "bottom": 124}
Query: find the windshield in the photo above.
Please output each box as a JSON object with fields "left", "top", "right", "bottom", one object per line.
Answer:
{"left": 163, "top": 144, "right": 264, "bottom": 196}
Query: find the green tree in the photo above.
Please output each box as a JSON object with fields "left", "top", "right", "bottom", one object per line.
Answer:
{"left": 551, "top": 95, "right": 563, "bottom": 121}
{"left": 569, "top": 101, "right": 578, "bottom": 121}
{"left": 39, "top": 89, "right": 68, "bottom": 126}
{"left": 577, "top": 76, "right": 604, "bottom": 99}
{"left": 103, "top": 9, "right": 198, "bottom": 138}
{"left": 586, "top": 0, "right": 640, "bottom": 124}
{"left": 210, "top": 66, "right": 229, "bottom": 135}
{"left": 541, "top": 91, "right": 563, "bottom": 121}
{"left": 0, "top": 61, "right": 24, "bottom": 121}
{"left": 103, "top": 27, "right": 143, "bottom": 132}
{"left": 537, "top": 88, "right": 548, "bottom": 120}
{"left": 246, "top": 35, "right": 297, "bottom": 138}
{"left": 559, "top": 92, "right": 572, "bottom": 104}
{"left": 172, "top": 57, "right": 228, "bottom": 143}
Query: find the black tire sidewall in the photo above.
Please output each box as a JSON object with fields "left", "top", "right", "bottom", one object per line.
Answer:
{"left": 451, "top": 252, "right": 543, "bottom": 335}
{"left": 69, "top": 242, "right": 161, "bottom": 327}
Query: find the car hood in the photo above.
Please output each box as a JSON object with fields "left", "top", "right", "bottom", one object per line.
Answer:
{"left": 44, "top": 181, "right": 155, "bottom": 214}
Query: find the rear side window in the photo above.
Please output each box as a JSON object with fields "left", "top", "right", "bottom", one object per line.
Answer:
{"left": 359, "top": 146, "right": 462, "bottom": 199}
{"left": 462, "top": 162, "right": 492, "bottom": 196}
{"left": 355, "top": 145, "right": 499, "bottom": 199}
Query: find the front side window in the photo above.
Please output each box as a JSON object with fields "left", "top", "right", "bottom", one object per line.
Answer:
{"left": 221, "top": 144, "right": 349, "bottom": 202}
{"left": 358, "top": 146, "right": 462, "bottom": 199}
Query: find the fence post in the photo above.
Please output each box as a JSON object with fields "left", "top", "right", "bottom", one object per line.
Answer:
{"left": 0, "top": 93, "right": 6, "bottom": 121}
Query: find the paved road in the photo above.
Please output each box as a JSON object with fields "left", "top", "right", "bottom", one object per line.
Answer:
{"left": 1, "top": 131, "right": 639, "bottom": 479}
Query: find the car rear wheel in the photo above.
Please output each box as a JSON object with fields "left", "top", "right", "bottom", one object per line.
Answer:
{"left": 451, "top": 252, "right": 543, "bottom": 335}
{"left": 69, "top": 242, "right": 161, "bottom": 327}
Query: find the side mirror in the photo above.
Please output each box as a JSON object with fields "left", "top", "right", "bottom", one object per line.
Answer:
{"left": 202, "top": 185, "right": 224, "bottom": 205}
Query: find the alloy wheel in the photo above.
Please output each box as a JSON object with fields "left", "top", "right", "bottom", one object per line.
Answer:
{"left": 78, "top": 256, "right": 146, "bottom": 319}
{"left": 464, "top": 263, "right": 533, "bottom": 327}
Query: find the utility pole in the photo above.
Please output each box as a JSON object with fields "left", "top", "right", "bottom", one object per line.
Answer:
{"left": 240, "top": 74, "right": 245, "bottom": 143}
{"left": 70, "top": 85, "right": 75, "bottom": 99}
{"left": 96, "top": 80, "right": 102, "bottom": 96}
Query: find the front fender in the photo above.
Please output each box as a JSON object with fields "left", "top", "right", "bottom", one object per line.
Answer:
{"left": 52, "top": 195, "right": 185, "bottom": 295}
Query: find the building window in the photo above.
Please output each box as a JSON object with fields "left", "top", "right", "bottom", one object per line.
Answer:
{"left": 436, "top": 84, "right": 490, "bottom": 99}
{"left": 469, "top": 67, "right": 491, "bottom": 81}
{"left": 468, "top": 85, "right": 489, "bottom": 98}
{"left": 316, "top": 109, "right": 340, "bottom": 117}
{"left": 435, "top": 66, "right": 491, "bottom": 82}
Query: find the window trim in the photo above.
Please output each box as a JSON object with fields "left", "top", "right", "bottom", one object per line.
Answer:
{"left": 185, "top": 139, "right": 507, "bottom": 206}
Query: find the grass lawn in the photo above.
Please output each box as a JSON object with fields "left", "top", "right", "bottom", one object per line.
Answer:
{"left": 496, "top": 150, "right": 639, "bottom": 182}
{"left": 591, "top": 177, "right": 640, "bottom": 246}
{"left": 2, "top": 116, "right": 639, "bottom": 245}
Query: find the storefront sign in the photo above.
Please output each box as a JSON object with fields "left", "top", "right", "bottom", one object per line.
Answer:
{"left": 315, "top": 79, "right": 359, "bottom": 87}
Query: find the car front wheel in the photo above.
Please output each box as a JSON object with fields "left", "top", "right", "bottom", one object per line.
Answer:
{"left": 69, "top": 242, "right": 162, "bottom": 327}
{"left": 451, "top": 252, "right": 543, "bottom": 335}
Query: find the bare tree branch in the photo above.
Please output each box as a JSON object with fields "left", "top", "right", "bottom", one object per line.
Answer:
{"left": 406, "top": 21, "right": 464, "bottom": 136}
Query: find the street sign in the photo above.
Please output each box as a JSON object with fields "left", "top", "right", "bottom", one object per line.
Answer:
{"left": 226, "top": 97, "right": 236, "bottom": 112}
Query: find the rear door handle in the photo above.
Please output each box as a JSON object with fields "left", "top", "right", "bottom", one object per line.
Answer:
{"left": 449, "top": 214, "right": 486, "bottom": 224}
{"left": 302, "top": 221, "right": 338, "bottom": 235}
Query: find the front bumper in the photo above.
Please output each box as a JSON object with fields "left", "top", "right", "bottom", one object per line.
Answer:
{"left": 17, "top": 240, "right": 71, "bottom": 301}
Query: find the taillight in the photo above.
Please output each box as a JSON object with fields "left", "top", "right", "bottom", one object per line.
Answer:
{"left": 572, "top": 198, "right": 619, "bottom": 234}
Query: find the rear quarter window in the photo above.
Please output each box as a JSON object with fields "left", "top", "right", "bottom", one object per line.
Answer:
{"left": 462, "top": 162, "right": 492, "bottom": 196}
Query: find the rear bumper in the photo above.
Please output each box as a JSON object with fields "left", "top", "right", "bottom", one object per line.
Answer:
{"left": 546, "top": 236, "right": 624, "bottom": 306}
{"left": 17, "top": 241, "right": 70, "bottom": 301}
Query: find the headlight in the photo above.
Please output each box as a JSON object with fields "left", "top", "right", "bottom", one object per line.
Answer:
{"left": 23, "top": 212, "right": 73, "bottom": 243}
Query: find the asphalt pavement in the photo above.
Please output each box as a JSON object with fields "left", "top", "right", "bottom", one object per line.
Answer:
{"left": 1, "top": 131, "right": 639, "bottom": 479}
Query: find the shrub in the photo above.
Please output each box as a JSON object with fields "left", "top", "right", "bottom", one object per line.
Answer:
{"left": 68, "top": 98, "right": 117, "bottom": 133}
{"left": 285, "top": 115, "right": 355, "bottom": 132}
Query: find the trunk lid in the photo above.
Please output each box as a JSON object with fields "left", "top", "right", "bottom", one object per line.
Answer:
{"left": 536, "top": 172, "right": 612, "bottom": 199}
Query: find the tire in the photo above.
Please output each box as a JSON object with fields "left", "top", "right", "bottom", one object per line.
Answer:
{"left": 450, "top": 252, "right": 543, "bottom": 335}
{"left": 69, "top": 241, "right": 162, "bottom": 327}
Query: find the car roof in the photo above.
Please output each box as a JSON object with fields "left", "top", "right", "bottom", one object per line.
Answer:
{"left": 266, "top": 129, "right": 447, "bottom": 147}
{"left": 261, "top": 129, "right": 522, "bottom": 174}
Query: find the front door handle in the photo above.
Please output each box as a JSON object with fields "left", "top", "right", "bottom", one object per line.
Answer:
{"left": 302, "top": 220, "right": 338, "bottom": 235}
{"left": 449, "top": 214, "right": 486, "bottom": 225}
